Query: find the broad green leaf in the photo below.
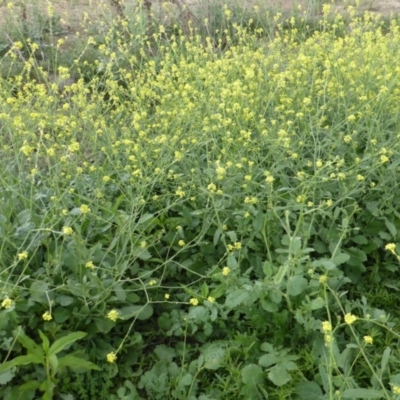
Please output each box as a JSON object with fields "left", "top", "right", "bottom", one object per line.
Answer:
{"left": 312, "top": 258, "right": 336, "bottom": 270}
{"left": 241, "top": 364, "right": 264, "bottom": 386}
{"left": 268, "top": 365, "right": 291, "bottom": 386}
{"left": 310, "top": 297, "right": 325, "bottom": 310}
{"left": 0, "top": 354, "right": 43, "bottom": 373}
{"left": 203, "top": 343, "right": 226, "bottom": 370}
{"left": 0, "top": 368, "right": 16, "bottom": 385}
{"left": 296, "top": 381, "right": 323, "bottom": 400}
{"left": 342, "top": 389, "right": 384, "bottom": 399}
{"left": 287, "top": 276, "right": 308, "bottom": 296}
{"left": 48, "top": 332, "right": 87, "bottom": 357}
{"left": 15, "top": 329, "right": 44, "bottom": 358}
{"left": 332, "top": 252, "right": 350, "bottom": 266}
{"left": 57, "top": 355, "right": 101, "bottom": 371}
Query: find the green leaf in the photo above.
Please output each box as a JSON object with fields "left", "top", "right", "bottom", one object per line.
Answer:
{"left": 57, "top": 355, "right": 101, "bottom": 371}
{"left": 385, "top": 218, "right": 397, "bottom": 237}
{"left": 14, "top": 329, "right": 44, "bottom": 358}
{"left": 312, "top": 258, "right": 336, "bottom": 270}
{"left": 274, "top": 262, "right": 289, "bottom": 285}
{"left": 310, "top": 297, "right": 325, "bottom": 310}
{"left": 380, "top": 347, "right": 391, "bottom": 377}
{"left": 48, "top": 354, "right": 59, "bottom": 375}
{"left": 241, "top": 364, "right": 264, "bottom": 386}
{"left": 287, "top": 275, "right": 308, "bottom": 296}
{"left": 0, "top": 354, "right": 43, "bottom": 373}
{"left": 0, "top": 368, "right": 16, "bottom": 385}
{"left": 119, "top": 304, "right": 153, "bottom": 321}
{"left": 268, "top": 365, "right": 291, "bottom": 386}
{"left": 137, "top": 248, "right": 152, "bottom": 261}
{"left": 227, "top": 254, "right": 237, "bottom": 269}
{"left": 203, "top": 344, "right": 225, "bottom": 370}
{"left": 296, "top": 381, "right": 323, "bottom": 400}
{"left": 48, "top": 332, "right": 87, "bottom": 357}
{"left": 332, "top": 252, "right": 350, "bottom": 266}
{"left": 39, "top": 330, "right": 50, "bottom": 353}
{"left": 201, "top": 282, "right": 209, "bottom": 298}
{"left": 342, "top": 389, "right": 384, "bottom": 399}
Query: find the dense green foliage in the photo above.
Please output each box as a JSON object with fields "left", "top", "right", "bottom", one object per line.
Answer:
{"left": 1, "top": 3, "right": 400, "bottom": 399}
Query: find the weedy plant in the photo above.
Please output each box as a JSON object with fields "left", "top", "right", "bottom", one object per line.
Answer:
{"left": 2, "top": 0, "right": 400, "bottom": 399}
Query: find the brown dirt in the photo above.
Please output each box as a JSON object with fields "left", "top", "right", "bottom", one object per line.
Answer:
{"left": 1, "top": 0, "right": 400, "bottom": 39}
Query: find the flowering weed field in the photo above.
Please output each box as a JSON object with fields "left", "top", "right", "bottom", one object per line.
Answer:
{"left": 2, "top": 1, "right": 400, "bottom": 399}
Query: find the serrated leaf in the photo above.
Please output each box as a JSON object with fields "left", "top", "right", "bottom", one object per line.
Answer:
{"left": 57, "top": 355, "right": 101, "bottom": 371}
{"left": 48, "top": 332, "right": 87, "bottom": 357}
{"left": 342, "top": 388, "right": 384, "bottom": 399}
{"left": 137, "top": 213, "right": 154, "bottom": 225}
{"left": 137, "top": 248, "right": 151, "bottom": 261}
{"left": 0, "top": 368, "right": 16, "bottom": 385}
{"left": 225, "top": 289, "right": 249, "bottom": 308}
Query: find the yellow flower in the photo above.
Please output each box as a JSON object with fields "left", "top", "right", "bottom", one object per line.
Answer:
{"left": 42, "top": 311, "right": 52, "bottom": 321}
{"left": 62, "top": 226, "right": 73, "bottom": 235}
{"left": 222, "top": 267, "right": 231, "bottom": 276}
{"left": 107, "top": 352, "right": 117, "bottom": 363}
{"left": 364, "top": 335, "right": 373, "bottom": 345}
{"left": 393, "top": 386, "right": 400, "bottom": 395}
{"left": 207, "top": 183, "right": 217, "bottom": 192}
{"left": 326, "top": 199, "right": 333, "bottom": 207}
{"left": 107, "top": 309, "right": 119, "bottom": 321}
{"left": 344, "top": 313, "right": 357, "bottom": 325}
{"left": 164, "top": 294, "right": 170, "bottom": 300}
{"left": 380, "top": 155, "right": 389, "bottom": 164}
{"left": 149, "top": 279, "right": 157, "bottom": 286}
{"left": 265, "top": 175, "right": 274, "bottom": 184}
{"left": 315, "top": 159, "right": 323, "bottom": 168}
{"left": 385, "top": 243, "right": 396, "bottom": 253}
{"left": 103, "top": 175, "right": 111, "bottom": 182}
{"left": 80, "top": 204, "right": 91, "bottom": 214}
{"left": 234, "top": 242, "right": 241, "bottom": 250}
{"left": 324, "top": 334, "right": 333, "bottom": 344}
{"left": 178, "top": 240, "right": 185, "bottom": 247}
{"left": 1, "top": 297, "right": 14, "bottom": 309}
{"left": 319, "top": 275, "right": 328, "bottom": 284}
{"left": 207, "top": 296, "right": 215, "bottom": 304}
{"left": 189, "top": 298, "right": 199, "bottom": 306}
{"left": 85, "top": 261, "right": 95, "bottom": 269}
{"left": 322, "top": 321, "right": 332, "bottom": 333}
{"left": 17, "top": 251, "right": 28, "bottom": 261}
